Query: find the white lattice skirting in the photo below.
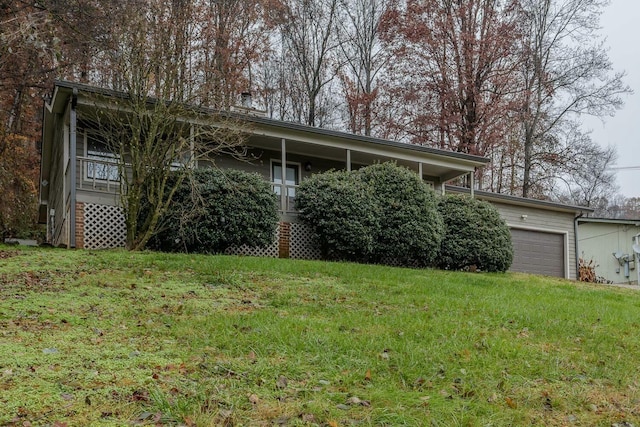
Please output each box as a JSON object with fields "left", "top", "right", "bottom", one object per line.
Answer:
{"left": 84, "top": 203, "right": 127, "bottom": 249}
{"left": 290, "top": 223, "right": 322, "bottom": 260}
{"left": 224, "top": 225, "right": 279, "bottom": 258}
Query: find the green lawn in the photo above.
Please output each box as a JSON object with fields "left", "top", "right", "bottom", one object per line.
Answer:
{"left": 0, "top": 246, "right": 639, "bottom": 426}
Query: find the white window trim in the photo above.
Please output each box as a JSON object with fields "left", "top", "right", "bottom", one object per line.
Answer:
{"left": 270, "top": 159, "right": 301, "bottom": 185}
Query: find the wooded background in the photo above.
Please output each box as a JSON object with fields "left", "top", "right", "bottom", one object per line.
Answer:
{"left": 1, "top": 0, "right": 637, "bottom": 237}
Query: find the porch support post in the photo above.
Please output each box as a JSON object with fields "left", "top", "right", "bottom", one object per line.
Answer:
{"left": 69, "top": 88, "right": 78, "bottom": 248}
{"left": 469, "top": 171, "right": 475, "bottom": 198}
{"left": 418, "top": 162, "right": 423, "bottom": 180}
{"left": 346, "top": 149, "right": 351, "bottom": 171}
{"left": 281, "top": 138, "right": 287, "bottom": 211}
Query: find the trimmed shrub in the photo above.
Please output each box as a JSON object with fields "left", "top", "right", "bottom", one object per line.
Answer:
{"left": 149, "top": 168, "right": 278, "bottom": 253}
{"left": 357, "top": 162, "right": 443, "bottom": 267}
{"left": 296, "top": 162, "right": 443, "bottom": 267}
{"left": 295, "top": 170, "right": 379, "bottom": 262}
{"left": 437, "top": 195, "right": 513, "bottom": 272}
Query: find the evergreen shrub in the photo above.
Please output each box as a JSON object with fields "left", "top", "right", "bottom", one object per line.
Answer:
{"left": 358, "top": 162, "right": 443, "bottom": 266}
{"left": 295, "top": 170, "right": 379, "bottom": 261}
{"left": 437, "top": 195, "right": 513, "bottom": 272}
{"left": 296, "top": 162, "right": 443, "bottom": 266}
{"left": 149, "top": 168, "right": 278, "bottom": 253}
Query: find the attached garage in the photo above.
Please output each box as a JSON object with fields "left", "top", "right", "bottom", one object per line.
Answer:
{"left": 447, "top": 186, "right": 593, "bottom": 279}
{"left": 510, "top": 228, "right": 566, "bottom": 277}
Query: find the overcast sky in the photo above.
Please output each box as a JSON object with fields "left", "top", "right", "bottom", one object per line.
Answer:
{"left": 583, "top": 1, "right": 640, "bottom": 199}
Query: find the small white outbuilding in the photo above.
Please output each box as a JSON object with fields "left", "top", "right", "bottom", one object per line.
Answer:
{"left": 577, "top": 218, "right": 640, "bottom": 284}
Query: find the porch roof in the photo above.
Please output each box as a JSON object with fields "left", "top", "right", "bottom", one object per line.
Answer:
{"left": 40, "top": 81, "right": 491, "bottom": 207}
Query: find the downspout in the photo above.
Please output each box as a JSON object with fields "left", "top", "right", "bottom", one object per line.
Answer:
{"left": 574, "top": 212, "right": 585, "bottom": 280}
{"left": 69, "top": 88, "right": 78, "bottom": 248}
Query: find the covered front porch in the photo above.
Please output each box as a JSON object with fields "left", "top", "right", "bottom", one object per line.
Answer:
{"left": 231, "top": 115, "right": 490, "bottom": 215}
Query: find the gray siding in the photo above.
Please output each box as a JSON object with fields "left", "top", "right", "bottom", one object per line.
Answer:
{"left": 49, "top": 114, "right": 68, "bottom": 246}
{"left": 210, "top": 149, "right": 348, "bottom": 181}
{"left": 489, "top": 201, "right": 577, "bottom": 279}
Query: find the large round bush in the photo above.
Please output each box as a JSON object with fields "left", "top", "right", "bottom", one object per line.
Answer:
{"left": 150, "top": 168, "right": 278, "bottom": 253}
{"left": 295, "top": 170, "right": 379, "bottom": 262}
{"left": 357, "top": 162, "right": 443, "bottom": 267}
{"left": 295, "top": 162, "right": 443, "bottom": 267}
{"left": 437, "top": 195, "right": 513, "bottom": 272}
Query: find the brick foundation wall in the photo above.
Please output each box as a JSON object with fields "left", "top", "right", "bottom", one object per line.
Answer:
{"left": 278, "top": 221, "right": 291, "bottom": 258}
{"left": 75, "top": 202, "right": 85, "bottom": 249}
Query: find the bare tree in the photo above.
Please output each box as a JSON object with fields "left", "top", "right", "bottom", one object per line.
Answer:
{"left": 517, "top": 0, "right": 631, "bottom": 197}
{"left": 336, "top": 0, "right": 389, "bottom": 136}
{"left": 277, "top": 0, "right": 341, "bottom": 126}
{"left": 379, "top": 0, "right": 521, "bottom": 155}
{"left": 195, "top": 0, "right": 272, "bottom": 109}
{"left": 83, "top": 0, "right": 249, "bottom": 250}
{"left": 549, "top": 130, "right": 618, "bottom": 213}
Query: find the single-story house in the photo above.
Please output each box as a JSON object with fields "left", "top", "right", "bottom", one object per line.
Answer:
{"left": 39, "top": 81, "right": 592, "bottom": 280}
{"left": 577, "top": 218, "right": 640, "bottom": 284}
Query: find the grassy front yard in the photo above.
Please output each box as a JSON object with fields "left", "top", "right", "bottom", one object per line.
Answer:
{"left": 0, "top": 246, "right": 639, "bottom": 426}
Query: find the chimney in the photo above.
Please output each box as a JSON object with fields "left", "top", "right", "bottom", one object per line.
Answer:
{"left": 241, "top": 92, "right": 252, "bottom": 109}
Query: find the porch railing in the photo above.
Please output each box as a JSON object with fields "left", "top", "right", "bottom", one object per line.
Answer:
{"left": 77, "top": 157, "right": 119, "bottom": 193}
{"left": 75, "top": 158, "right": 298, "bottom": 214}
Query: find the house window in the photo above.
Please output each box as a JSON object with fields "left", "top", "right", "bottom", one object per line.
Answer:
{"left": 86, "top": 135, "right": 119, "bottom": 181}
{"left": 272, "top": 161, "right": 299, "bottom": 210}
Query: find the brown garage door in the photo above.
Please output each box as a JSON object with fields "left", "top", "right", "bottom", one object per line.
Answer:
{"left": 510, "top": 228, "right": 565, "bottom": 277}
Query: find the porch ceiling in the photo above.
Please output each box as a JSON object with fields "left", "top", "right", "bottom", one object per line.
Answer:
{"left": 246, "top": 133, "right": 478, "bottom": 182}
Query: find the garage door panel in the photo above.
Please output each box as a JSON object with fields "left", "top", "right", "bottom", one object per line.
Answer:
{"left": 510, "top": 228, "right": 565, "bottom": 277}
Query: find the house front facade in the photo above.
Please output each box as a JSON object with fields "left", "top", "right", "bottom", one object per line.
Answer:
{"left": 39, "top": 81, "right": 488, "bottom": 257}
{"left": 39, "top": 81, "right": 591, "bottom": 279}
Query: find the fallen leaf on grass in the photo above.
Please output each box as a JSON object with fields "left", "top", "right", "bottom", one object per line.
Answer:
{"left": 248, "top": 394, "right": 260, "bottom": 405}
{"left": 346, "top": 396, "right": 371, "bottom": 407}
{"left": 505, "top": 397, "right": 517, "bottom": 409}
{"left": 273, "top": 416, "right": 289, "bottom": 425}
{"left": 299, "top": 413, "right": 316, "bottom": 423}
{"left": 276, "top": 375, "right": 288, "bottom": 389}
{"left": 134, "top": 411, "right": 162, "bottom": 423}
{"left": 364, "top": 369, "right": 371, "bottom": 381}
{"left": 131, "top": 389, "right": 149, "bottom": 402}
{"left": 328, "top": 421, "right": 338, "bottom": 427}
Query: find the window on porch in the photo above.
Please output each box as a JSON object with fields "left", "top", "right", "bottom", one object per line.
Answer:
{"left": 272, "top": 161, "right": 299, "bottom": 212}
{"left": 85, "top": 135, "right": 119, "bottom": 182}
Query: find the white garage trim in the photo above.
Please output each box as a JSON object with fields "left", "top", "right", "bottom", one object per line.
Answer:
{"left": 507, "top": 223, "right": 570, "bottom": 279}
